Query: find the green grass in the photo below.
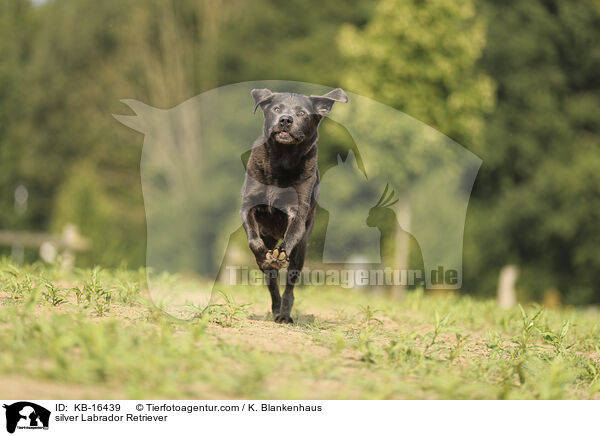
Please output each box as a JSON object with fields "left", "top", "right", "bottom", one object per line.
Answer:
{"left": 1, "top": 259, "right": 599, "bottom": 399}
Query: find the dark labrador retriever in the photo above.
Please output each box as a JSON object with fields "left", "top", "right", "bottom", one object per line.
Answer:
{"left": 241, "top": 88, "right": 348, "bottom": 323}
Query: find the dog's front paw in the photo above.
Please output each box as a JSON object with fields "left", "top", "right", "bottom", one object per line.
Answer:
{"left": 265, "top": 248, "right": 289, "bottom": 269}
{"left": 274, "top": 313, "right": 294, "bottom": 324}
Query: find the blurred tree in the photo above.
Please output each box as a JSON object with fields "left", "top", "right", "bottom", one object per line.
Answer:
{"left": 466, "top": 0, "right": 600, "bottom": 303}
{"left": 217, "top": 0, "right": 374, "bottom": 86}
{"left": 18, "top": 0, "right": 146, "bottom": 266}
{"left": 339, "top": 0, "right": 495, "bottom": 147}
{"left": 3, "top": 0, "right": 372, "bottom": 268}
{"left": 0, "top": 0, "right": 34, "bottom": 233}
{"left": 337, "top": 0, "right": 495, "bottom": 290}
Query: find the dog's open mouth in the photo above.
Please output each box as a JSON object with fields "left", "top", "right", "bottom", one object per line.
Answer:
{"left": 275, "top": 132, "right": 293, "bottom": 142}
{"left": 272, "top": 131, "right": 302, "bottom": 144}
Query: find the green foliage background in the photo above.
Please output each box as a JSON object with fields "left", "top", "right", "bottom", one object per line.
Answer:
{"left": 0, "top": 0, "right": 598, "bottom": 303}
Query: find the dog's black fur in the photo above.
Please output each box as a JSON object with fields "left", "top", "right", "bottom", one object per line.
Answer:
{"left": 241, "top": 88, "right": 348, "bottom": 323}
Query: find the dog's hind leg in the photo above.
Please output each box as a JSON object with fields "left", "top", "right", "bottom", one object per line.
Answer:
{"left": 275, "top": 237, "right": 307, "bottom": 324}
{"left": 265, "top": 270, "right": 281, "bottom": 317}
{"left": 261, "top": 235, "right": 281, "bottom": 316}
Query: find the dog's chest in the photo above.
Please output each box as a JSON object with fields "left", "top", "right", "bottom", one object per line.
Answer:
{"left": 263, "top": 183, "right": 298, "bottom": 212}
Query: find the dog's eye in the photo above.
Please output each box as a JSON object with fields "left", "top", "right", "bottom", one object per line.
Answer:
{"left": 297, "top": 110, "right": 306, "bottom": 116}
{"left": 273, "top": 107, "right": 281, "bottom": 113}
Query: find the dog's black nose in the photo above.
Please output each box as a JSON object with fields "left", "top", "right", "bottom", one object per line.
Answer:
{"left": 278, "top": 115, "right": 293, "bottom": 126}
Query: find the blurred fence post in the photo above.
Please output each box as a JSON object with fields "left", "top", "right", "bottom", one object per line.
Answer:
{"left": 59, "top": 223, "right": 90, "bottom": 271}
{"left": 497, "top": 264, "right": 519, "bottom": 308}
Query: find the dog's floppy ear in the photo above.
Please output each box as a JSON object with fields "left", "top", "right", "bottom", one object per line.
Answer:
{"left": 310, "top": 88, "right": 349, "bottom": 115}
{"left": 251, "top": 88, "right": 274, "bottom": 114}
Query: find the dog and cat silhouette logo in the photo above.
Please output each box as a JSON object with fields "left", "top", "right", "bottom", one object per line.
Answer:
{"left": 114, "top": 80, "right": 482, "bottom": 316}
{"left": 2, "top": 402, "right": 50, "bottom": 433}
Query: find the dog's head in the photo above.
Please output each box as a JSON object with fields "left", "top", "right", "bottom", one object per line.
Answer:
{"left": 251, "top": 88, "right": 348, "bottom": 145}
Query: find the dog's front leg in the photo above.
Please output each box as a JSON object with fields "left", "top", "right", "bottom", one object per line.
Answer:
{"left": 241, "top": 208, "right": 269, "bottom": 268}
{"left": 279, "top": 213, "right": 306, "bottom": 256}
{"left": 241, "top": 208, "right": 283, "bottom": 316}
{"left": 278, "top": 182, "right": 313, "bottom": 255}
